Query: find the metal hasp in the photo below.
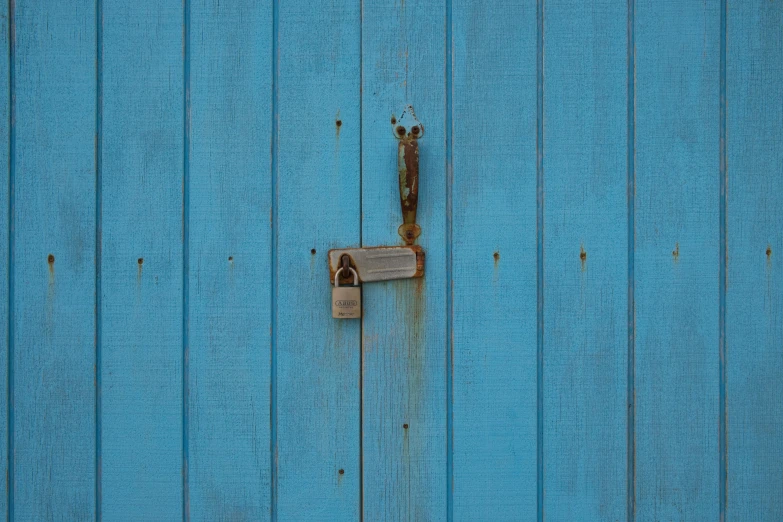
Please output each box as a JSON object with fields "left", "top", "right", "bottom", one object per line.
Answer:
{"left": 392, "top": 105, "right": 423, "bottom": 244}
{"left": 328, "top": 246, "right": 425, "bottom": 284}
{"left": 327, "top": 106, "right": 426, "bottom": 290}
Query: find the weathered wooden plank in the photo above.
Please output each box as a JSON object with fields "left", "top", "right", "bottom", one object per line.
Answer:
{"left": 12, "top": 1, "right": 97, "bottom": 519}
{"left": 188, "top": 1, "right": 273, "bottom": 519}
{"left": 543, "top": 0, "right": 628, "bottom": 519}
{"left": 634, "top": 1, "right": 720, "bottom": 519}
{"left": 101, "top": 1, "right": 184, "bottom": 518}
{"left": 275, "top": 0, "right": 361, "bottom": 519}
{"left": 0, "top": 3, "right": 9, "bottom": 517}
{"left": 726, "top": 1, "right": 783, "bottom": 519}
{"left": 360, "top": 1, "right": 447, "bottom": 520}
{"left": 451, "top": 0, "right": 538, "bottom": 519}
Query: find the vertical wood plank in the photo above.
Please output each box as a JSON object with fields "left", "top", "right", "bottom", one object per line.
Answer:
{"left": 0, "top": 2, "right": 8, "bottom": 516}
{"left": 101, "top": 1, "right": 184, "bottom": 518}
{"left": 275, "top": 0, "right": 361, "bottom": 518}
{"left": 451, "top": 0, "right": 538, "bottom": 519}
{"left": 360, "top": 1, "right": 447, "bottom": 520}
{"left": 543, "top": 0, "right": 628, "bottom": 519}
{"left": 188, "top": 1, "right": 272, "bottom": 519}
{"left": 727, "top": 1, "right": 783, "bottom": 519}
{"left": 634, "top": 1, "right": 720, "bottom": 519}
{"left": 13, "top": 1, "right": 96, "bottom": 519}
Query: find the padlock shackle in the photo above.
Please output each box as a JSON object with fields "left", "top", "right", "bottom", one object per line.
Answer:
{"left": 334, "top": 267, "right": 359, "bottom": 287}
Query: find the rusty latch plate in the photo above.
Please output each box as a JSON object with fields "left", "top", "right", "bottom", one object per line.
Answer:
{"left": 328, "top": 246, "right": 425, "bottom": 284}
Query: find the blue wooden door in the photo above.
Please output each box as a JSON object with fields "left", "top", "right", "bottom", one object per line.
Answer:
{"left": 1, "top": 0, "right": 781, "bottom": 520}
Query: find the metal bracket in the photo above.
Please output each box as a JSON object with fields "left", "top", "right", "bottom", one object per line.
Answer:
{"left": 392, "top": 105, "right": 423, "bottom": 244}
{"left": 328, "top": 246, "right": 425, "bottom": 284}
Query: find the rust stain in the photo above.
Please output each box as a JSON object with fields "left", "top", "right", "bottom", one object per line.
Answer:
{"left": 493, "top": 251, "right": 500, "bottom": 265}
{"left": 137, "top": 257, "right": 144, "bottom": 282}
{"left": 579, "top": 246, "right": 587, "bottom": 270}
{"left": 766, "top": 245, "right": 772, "bottom": 262}
{"left": 672, "top": 243, "right": 680, "bottom": 262}
{"left": 416, "top": 272, "right": 424, "bottom": 299}
{"left": 46, "top": 254, "right": 55, "bottom": 336}
{"left": 409, "top": 277, "right": 426, "bottom": 419}
{"left": 390, "top": 115, "right": 397, "bottom": 125}
{"left": 403, "top": 423, "right": 409, "bottom": 429}
{"left": 416, "top": 249, "right": 425, "bottom": 277}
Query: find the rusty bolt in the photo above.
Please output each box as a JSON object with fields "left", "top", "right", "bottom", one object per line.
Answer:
{"left": 396, "top": 126, "right": 406, "bottom": 136}
{"left": 411, "top": 126, "right": 419, "bottom": 135}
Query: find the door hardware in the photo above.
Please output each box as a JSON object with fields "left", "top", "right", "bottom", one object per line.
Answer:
{"left": 393, "top": 105, "right": 423, "bottom": 244}
{"left": 329, "top": 105, "right": 426, "bottom": 318}
{"left": 332, "top": 266, "right": 362, "bottom": 319}
{"left": 328, "top": 246, "right": 424, "bottom": 285}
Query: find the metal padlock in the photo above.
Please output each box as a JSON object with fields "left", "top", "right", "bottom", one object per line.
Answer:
{"left": 332, "top": 267, "right": 361, "bottom": 319}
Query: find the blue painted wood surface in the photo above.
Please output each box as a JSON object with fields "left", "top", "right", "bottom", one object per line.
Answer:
{"left": 361, "top": 1, "right": 448, "bottom": 520}
{"left": 451, "top": 0, "right": 538, "bottom": 520}
{"left": 634, "top": 1, "right": 721, "bottom": 519}
{"left": 275, "top": 0, "right": 361, "bottom": 520}
{"left": 0, "top": 3, "right": 6, "bottom": 517}
{"left": 543, "top": 0, "right": 628, "bottom": 519}
{"left": 13, "top": 1, "right": 96, "bottom": 519}
{"left": 727, "top": 1, "right": 783, "bottom": 519}
{"left": 101, "top": 1, "right": 184, "bottom": 518}
{"left": 1, "top": 0, "right": 782, "bottom": 520}
{"left": 188, "top": 0, "right": 272, "bottom": 519}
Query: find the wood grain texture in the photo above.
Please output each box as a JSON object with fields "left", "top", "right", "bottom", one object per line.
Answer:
{"left": 0, "top": 3, "right": 8, "bottom": 517}
{"left": 451, "top": 0, "right": 538, "bottom": 519}
{"left": 361, "top": 1, "right": 448, "bottom": 520}
{"left": 188, "top": 0, "right": 272, "bottom": 519}
{"left": 634, "top": 1, "right": 720, "bottom": 519}
{"left": 1, "top": 4, "right": 783, "bottom": 520}
{"left": 12, "top": 1, "right": 97, "bottom": 518}
{"left": 101, "top": 1, "right": 184, "bottom": 518}
{"left": 543, "top": 0, "right": 628, "bottom": 519}
{"left": 726, "top": 1, "right": 783, "bottom": 519}
{"left": 275, "top": 0, "right": 361, "bottom": 519}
